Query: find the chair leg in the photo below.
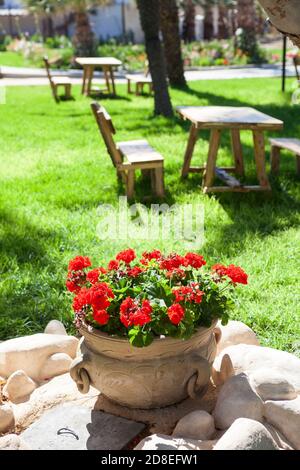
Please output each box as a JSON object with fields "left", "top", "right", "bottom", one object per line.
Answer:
{"left": 51, "top": 84, "right": 59, "bottom": 103}
{"left": 270, "top": 146, "right": 280, "bottom": 175}
{"left": 127, "top": 79, "right": 132, "bottom": 94}
{"left": 126, "top": 170, "right": 135, "bottom": 199}
{"left": 153, "top": 167, "right": 165, "bottom": 198}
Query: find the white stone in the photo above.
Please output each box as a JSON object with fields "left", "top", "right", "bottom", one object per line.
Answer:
{"left": 44, "top": 320, "right": 67, "bottom": 336}
{"left": 11, "top": 373, "right": 98, "bottom": 432}
{"left": 212, "top": 344, "right": 300, "bottom": 392}
{"left": 264, "top": 422, "right": 294, "bottom": 450}
{"left": 0, "top": 434, "right": 30, "bottom": 450}
{"left": 264, "top": 397, "right": 300, "bottom": 450}
{"left": 0, "top": 403, "right": 15, "bottom": 433}
{"left": 40, "top": 353, "right": 72, "bottom": 381}
{"left": 3, "top": 370, "right": 37, "bottom": 404}
{"left": 217, "top": 321, "right": 259, "bottom": 354}
{"left": 213, "top": 373, "right": 264, "bottom": 430}
{"left": 214, "top": 418, "right": 280, "bottom": 450}
{"left": 172, "top": 410, "right": 215, "bottom": 440}
{"left": 249, "top": 369, "right": 297, "bottom": 401}
{"left": 135, "top": 433, "right": 216, "bottom": 451}
{"left": 0, "top": 333, "right": 78, "bottom": 381}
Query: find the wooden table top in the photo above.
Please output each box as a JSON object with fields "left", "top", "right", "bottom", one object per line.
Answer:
{"left": 177, "top": 106, "right": 284, "bottom": 131}
{"left": 76, "top": 57, "right": 122, "bottom": 66}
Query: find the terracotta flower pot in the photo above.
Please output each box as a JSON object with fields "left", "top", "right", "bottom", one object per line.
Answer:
{"left": 70, "top": 321, "right": 221, "bottom": 409}
{"left": 259, "top": 0, "right": 300, "bottom": 47}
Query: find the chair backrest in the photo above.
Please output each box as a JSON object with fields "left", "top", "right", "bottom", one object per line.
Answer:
{"left": 90, "top": 102, "right": 123, "bottom": 168}
{"left": 43, "top": 56, "right": 53, "bottom": 84}
{"left": 293, "top": 56, "right": 300, "bottom": 81}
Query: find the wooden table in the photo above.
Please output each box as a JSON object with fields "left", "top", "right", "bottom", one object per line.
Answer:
{"left": 177, "top": 106, "right": 284, "bottom": 193}
{"left": 76, "top": 57, "right": 122, "bottom": 97}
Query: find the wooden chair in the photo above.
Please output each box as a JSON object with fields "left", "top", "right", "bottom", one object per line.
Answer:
{"left": 91, "top": 102, "right": 165, "bottom": 199}
{"left": 270, "top": 138, "right": 300, "bottom": 175}
{"left": 43, "top": 56, "right": 72, "bottom": 103}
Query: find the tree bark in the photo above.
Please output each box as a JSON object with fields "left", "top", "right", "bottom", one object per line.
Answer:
{"left": 237, "top": 0, "right": 257, "bottom": 33}
{"left": 137, "top": 0, "right": 173, "bottom": 117}
{"left": 218, "top": 2, "right": 229, "bottom": 39}
{"left": 73, "top": 10, "right": 95, "bottom": 57}
{"left": 182, "top": 0, "right": 196, "bottom": 43}
{"left": 204, "top": 6, "right": 214, "bottom": 40}
{"left": 159, "top": 0, "right": 186, "bottom": 87}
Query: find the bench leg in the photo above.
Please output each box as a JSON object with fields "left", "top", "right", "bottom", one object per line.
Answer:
{"left": 231, "top": 129, "right": 244, "bottom": 176}
{"left": 203, "top": 129, "right": 221, "bottom": 191}
{"left": 182, "top": 124, "right": 198, "bottom": 178}
{"left": 153, "top": 167, "right": 165, "bottom": 198}
{"left": 270, "top": 146, "right": 281, "bottom": 175}
{"left": 65, "top": 84, "right": 72, "bottom": 99}
{"left": 126, "top": 170, "right": 135, "bottom": 199}
{"left": 253, "top": 131, "right": 271, "bottom": 190}
{"left": 127, "top": 79, "right": 132, "bottom": 94}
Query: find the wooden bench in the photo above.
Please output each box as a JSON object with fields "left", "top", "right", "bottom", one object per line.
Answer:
{"left": 91, "top": 102, "right": 165, "bottom": 199}
{"left": 270, "top": 138, "right": 300, "bottom": 175}
{"left": 43, "top": 56, "right": 72, "bottom": 103}
{"left": 125, "top": 74, "right": 153, "bottom": 96}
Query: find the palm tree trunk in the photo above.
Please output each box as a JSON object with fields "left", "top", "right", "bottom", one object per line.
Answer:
{"left": 159, "top": 0, "right": 186, "bottom": 87}
{"left": 182, "top": 0, "right": 195, "bottom": 43}
{"left": 137, "top": 0, "right": 173, "bottom": 117}
{"left": 73, "top": 10, "right": 95, "bottom": 57}
{"left": 218, "top": 2, "right": 229, "bottom": 39}
{"left": 258, "top": 0, "right": 300, "bottom": 48}
{"left": 203, "top": 6, "right": 214, "bottom": 40}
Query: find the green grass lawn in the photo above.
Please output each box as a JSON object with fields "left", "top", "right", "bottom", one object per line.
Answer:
{"left": 0, "top": 78, "right": 299, "bottom": 355}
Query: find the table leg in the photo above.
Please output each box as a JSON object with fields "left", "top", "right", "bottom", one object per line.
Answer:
{"left": 86, "top": 66, "right": 94, "bottom": 96}
{"left": 231, "top": 129, "right": 244, "bottom": 176}
{"left": 253, "top": 131, "right": 271, "bottom": 190}
{"left": 181, "top": 124, "right": 198, "bottom": 178}
{"left": 81, "top": 66, "right": 87, "bottom": 95}
{"left": 203, "top": 129, "right": 222, "bottom": 191}
{"left": 109, "top": 66, "right": 116, "bottom": 96}
{"left": 103, "top": 66, "right": 111, "bottom": 94}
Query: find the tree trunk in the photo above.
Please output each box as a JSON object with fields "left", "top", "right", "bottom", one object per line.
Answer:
{"left": 237, "top": 0, "right": 257, "bottom": 33}
{"left": 73, "top": 10, "right": 95, "bottom": 57}
{"left": 137, "top": 0, "right": 173, "bottom": 117}
{"left": 258, "top": 0, "right": 300, "bottom": 48}
{"left": 159, "top": 0, "right": 186, "bottom": 87}
{"left": 218, "top": 2, "right": 229, "bottom": 39}
{"left": 204, "top": 6, "right": 214, "bottom": 40}
{"left": 182, "top": 0, "right": 195, "bottom": 43}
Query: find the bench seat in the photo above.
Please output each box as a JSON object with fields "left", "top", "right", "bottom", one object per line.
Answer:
{"left": 52, "top": 76, "right": 72, "bottom": 85}
{"left": 118, "top": 140, "right": 164, "bottom": 165}
{"left": 269, "top": 138, "right": 300, "bottom": 155}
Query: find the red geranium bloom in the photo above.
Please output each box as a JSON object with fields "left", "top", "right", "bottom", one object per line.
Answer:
{"left": 87, "top": 268, "right": 107, "bottom": 284}
{"left": 93, "top": 309, "right": 110, "bottom": 326}
{"left": 120, "top": 297, "right": 152, "bottom": 328}
{"left": 184, "top": 252, "right": 206, "bottom": 269}
{"left": 108, "top": 260, "right": 119, "bottom": 271}
{"left": 167, "top": 303, "right": 185, "bottom": 325}
{"left": 173, "top": 283, "right": 204, "bottom": 304}
{"left": 66, "top": 270, "right": 86, "bottom": 293}
{"left": 127, "top": 266, "right": 144, "bottom": 278}
{"left": 212, "top": 264, "right": 228, "bottom": 277}
{"left": 116, "top": 249, "right": 136, "bottom": 264}
{"left": 142, "top": 250, "right": 162, "bottom": 261}
{"left": 68, "top": 256, "right": 91, "bottom": 272}
{"left": 87, "top": 283, "right": 114, "bottom": 310}
{"left": 226, "top": 265, "right": 248, "bottom": 285}
{"left": 159, "top": 254, "right": 185, "bottom": 271}
{"left": 166, "top": 268, "right": 186, "bottom": 280}
{"left": 72, "top": 288, "right": 90, "bottom": 312}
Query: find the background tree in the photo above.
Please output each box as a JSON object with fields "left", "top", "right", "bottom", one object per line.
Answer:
{"left": 182, "top": 0, "right": 196, "bottom": 43}
{"left": 159, "top": 0, "right": 186, "bottom": 87}
{"left": 137, "top": 0, "right": 173, "bottom": 117}
{"left": 22, "top": 0, "right": 55, "bottom": 39}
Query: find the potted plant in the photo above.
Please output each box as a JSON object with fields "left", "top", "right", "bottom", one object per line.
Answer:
{"left": 68, "top": 249, "right": 248, "bottom": 409}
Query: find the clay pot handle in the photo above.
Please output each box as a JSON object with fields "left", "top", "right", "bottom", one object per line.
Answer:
{"left": 70, "top": 356, "right": 91, "bottom": 394}
{"left": 213, "top": 326, "right": 222, "bottom": 345}
{"left": 187, "top": 356, "right": 211, "bottom": 400}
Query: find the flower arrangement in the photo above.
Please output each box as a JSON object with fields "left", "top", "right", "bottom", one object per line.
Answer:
{"left": 66, "top": 250, "right": 248, "bottom": 348}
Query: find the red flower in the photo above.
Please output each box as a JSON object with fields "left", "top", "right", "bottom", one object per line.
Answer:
{"left": 166, "top": 268, "right": 186, "bottom": 280}
{"left": 127, "top": 266, "right": 144, "bottom": 278}
{"left": 108, "top": 260, "right": 119, "bottom": 271}
{"left": 66, "top": 270, "right": 86, "bottom": 293}
{"left": 93, "top": 309, "right": 110, "bottom": 326}
{"left": 173, "top": 283, "right": 204, "bottom": 304}
{"left": 120, "top": 297, "right": 152, "bottom": 328}
{"left": 86, "top": 268, "right": 107, "bottom": 284}
{"left": 72, "top": 288, "right": 90, "bottom": 312}
{"left": 167, "top": 303, "right": 185, "bottom": 325}
{"left": 142, "top": 250, "right": 162, "bottom": 261}
{"left": 116, "top": 249, "right": 136, "bottom": 264}
{"left": 184, "top": 252, "right": 206, "bottom": 269}
{"left": 159, "top": 254, "right": 185, "bottom": 271}
{"left": 87, "top": 283, "right": 114, "bottom": 310}
{"left": 226, "top": 265, "right": 248, "bottom": 285}
{"left": 68, "top": 256, "right": 91, "bottom": 272}
{"left": 212, "top": 264, "right": 248, "bottom": 285}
